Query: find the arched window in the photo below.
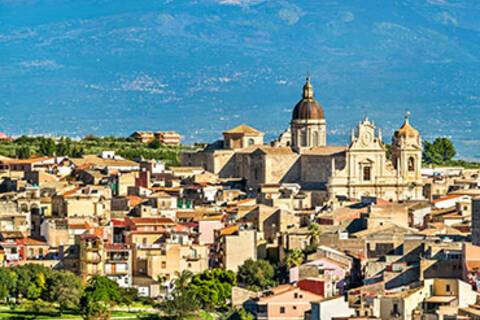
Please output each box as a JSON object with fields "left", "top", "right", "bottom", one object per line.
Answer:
{"left": 313, "top": 131, "right": 319, "bottom": 146}
{"left": 408, "top": 157, "right": 415, "bottom": 172}
{"left": 247, "top": 138, "right": 255, "bottom": 146}
{"left": 300, "top": 131, "right": 307, "bottom": 147}
{"left": 20, "top": 204, "right": 29, "bottom": 213}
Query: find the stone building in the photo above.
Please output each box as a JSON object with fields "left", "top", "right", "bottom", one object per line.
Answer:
{"left": 181, "top": 78, "right": 424, "bottom": 204}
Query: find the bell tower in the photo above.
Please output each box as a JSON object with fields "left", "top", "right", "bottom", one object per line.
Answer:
{"left": 391, "top": 113, "right": 422, "bottom": 181}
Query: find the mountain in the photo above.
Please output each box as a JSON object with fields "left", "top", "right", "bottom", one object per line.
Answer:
{"left": 1, "top": 0, "right": 480, "bottom": 159}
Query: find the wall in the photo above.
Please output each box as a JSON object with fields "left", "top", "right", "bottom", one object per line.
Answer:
{"left": 224, "top": 229, "right": 257, "bottom": 272}
{"left": 311, "top": 296, "right": 355, "bottom": 320}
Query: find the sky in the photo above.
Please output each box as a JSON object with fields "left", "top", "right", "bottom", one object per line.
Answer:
{"left": 1, "top": 0, "right": 480, "bottom": 159}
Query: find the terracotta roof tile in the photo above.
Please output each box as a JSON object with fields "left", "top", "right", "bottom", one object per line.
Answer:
{"left": 223, "top": 124, "right": 263, "bottom": 136}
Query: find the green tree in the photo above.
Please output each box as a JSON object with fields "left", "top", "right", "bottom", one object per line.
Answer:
{"left": 190, "top": 268, "right": 237, "bottom": 310}
{"left": 14, "top": 264, "right": 51, "bottom": 301}
{"left": 15, "top": 145, "right": 31, "bottom": 159}
{"left": 237, "top": 259, "right": 276, "bottom": 291}
{"left": 148, "top": 139, "right": 161, "bottom": 149}
{"left": 284, "top": 249, "right": 304, "bottom": 269}
{"left": 423, "top": 137, "right": 456, "bottom": 164}
{"left": 174, "top": 270, "right": 193, "bottom": 291}
{"left": 236, "top": 308, "right": 254, "bottom": 320}
{"left": 160, "top": 270, "right": 199, "bottom": 319}
{"left": 56, "top": 137, "right": 72, "bottom": 156}
{"left": 70, "top": 144, "right": 85, "bottom": 157}
{"left": 47, "top": 271, "right": 83, "bottom": 315}
{"left": 308, "top": 222, "right": 321, "bottom": 246}
{"left": 80, "top": 276, "right": 122, "bottom": 320}
{"left": 119, "top": 287, "right": 138, "bottom": 308}
{"left": 0, "top": 268, "right": 17, "bottom": 301}
{"left": 38, "top": 137, "right": 56, "bottom": 156}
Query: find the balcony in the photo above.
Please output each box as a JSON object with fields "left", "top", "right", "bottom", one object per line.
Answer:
{"left": 185, "top": 254, "right": 202, "bottom": 261}
{"left": 137, "top": 243, "right": 163, "bottom": 250}
{"left": 105, "top": 263, "right": 129, "bottom": 275}
{"left": 107, "top": 253, "right": 129, "bottom": 262}
{"left": 6, "top": 253, "right": 19, "bottom": 261}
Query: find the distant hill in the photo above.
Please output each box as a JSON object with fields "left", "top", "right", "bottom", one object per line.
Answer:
{"left": 1, "top": 0, "right": 479, "bottom": 159}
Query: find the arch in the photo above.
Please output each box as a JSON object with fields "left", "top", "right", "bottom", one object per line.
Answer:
{"left": 20, "top": 203, "right": 29, "bottom": 213}
{"left": 247, "top": 138, "right": 255, "bottom": 146}
{"left": 408, "top": 156, "right": 415, "bottom": 172}
{"left": 313, "top": 131, "right": 319, "bottom": 146}
{"left": 300, "top": 130, "right": 307, "bottom": 147}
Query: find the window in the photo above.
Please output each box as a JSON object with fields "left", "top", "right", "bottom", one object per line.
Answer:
{"left": 446, "top": 284, "right": 451, "bottom": 292}
{"left": 408, "top": 157, "right": 415, "bottom": 172}
{"left": 313, "top": 131, "right": 319, "bottom": 146}
{"left": 393, "top": 303, "right": 399, "bottom": 315}
{"left": 161, "top": 261, "right": 166, "bottom": 269}
{"left": 300, "top": 131, "right": 307, "bottom": 147}
{"left": 363, "top": 166, "right": 371, "bottom": 181}
{"left": 254, "top": 167, "right": 259, "bottom": 180}
{"left": 247, "top": 138, "right": 255, "bottom": 146}
{"left": 294, "top": 293, "right": 298, "bottom": 298}
{"left": 280, "top": 307, "right": 285, "bottom": 314}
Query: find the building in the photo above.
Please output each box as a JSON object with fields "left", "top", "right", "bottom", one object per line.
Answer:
{"left": 130, "top": 131, "right": 155, "bottom": 144}
{"left": 213, "top": 225, "right": 257, "bottom": 272}
{"left": 79, "top": 234, "right": 133, "bottom": 287}
{"left": 182, "top": 78, "right": 424, "bottom": 203}
{"left": 154, "top": 131, "right": 181, "bottom": 146}
{"left": 473, "top": 197, "right": 480, "bottom": 246}
{"left": 247, "top": 284, "right": 324, "bottom": 320}
{"left": 310, "top": 296, "right": 355, "bottom": 320}
{"left": 223, "top": 124, "right": 264, "bottom": 149}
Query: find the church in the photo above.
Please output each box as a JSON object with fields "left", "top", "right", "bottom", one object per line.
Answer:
{"left": 181, "top": 78, "right": 424, "bottom": 203}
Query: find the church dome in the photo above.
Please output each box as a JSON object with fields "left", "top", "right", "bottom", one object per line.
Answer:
{"left": 292, "top": 77, "right": 325, "bottom": 121}
{"left": 395, "top": 114, "right": 419, "bottom": 139}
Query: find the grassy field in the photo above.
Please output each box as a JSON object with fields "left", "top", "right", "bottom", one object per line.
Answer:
{"left": 0, "top": 306, "right": 222, "bottom": 319}
{"left": 0, "top": 309, "right": 153, "bottom": 319}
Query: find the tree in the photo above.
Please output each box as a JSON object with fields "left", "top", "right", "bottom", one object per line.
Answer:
{"left": 284, "top": 249, "right": 304, "bottom": 269}
{"left": 160, "top": 270, "right": 199, "bottom": 319}
{"left": 38, "top": 137, "right": 56, "bottom": 156}
{"left": 189, "top": 268, "right": 237, "bottom": 310}
{"left": 236, "top": 308, "right": 254, "bottom": 320}
{"left": 174, "top": 270, "right": 193, "bottom": 291}
{"left": 0, "top": 268, "right": 17, "bottom": 301}
{"left": 14, "top": 264, "right": 51, "bottom": 301}
{"left": 119, "top": 287, "right": 138, "bottom": 308}
{"left": 47, "top": 271, "right": 83, "bottom": 315}
{"left": 423, "top": 137, "right": 456, "bottom": 164}
{"left": 237, "top": 259, "right": 276, "bottom": 291}
{"left": 15, "top": 145, "right": 31, "bottom": 159}
{"left": 56, "top": 137, "right": 72, "bottom": 156}
{"left": 70, "top": 144, "right": 85, "bottom": 157}
{"left": 308, "top": 222, "right": 321, "bottom": 246}
{"left": 148, "top": 139, "right": 161, "bottom": 149}
{"left": 80, "top": 276, "right": 122, "bottom": 320}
